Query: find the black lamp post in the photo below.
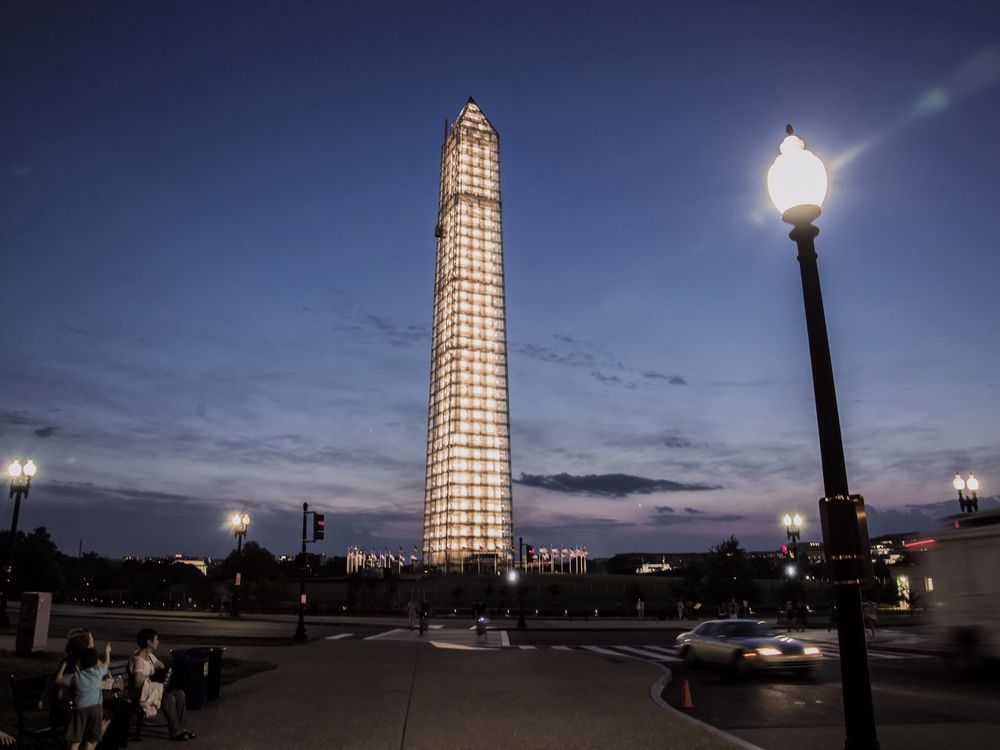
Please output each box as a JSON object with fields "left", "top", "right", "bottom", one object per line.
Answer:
{"left": 229, "top": 512, "right": 250, "bottom": 617}
{"left": 768, "top": 125, "right": 879, "bottom": 750}
{"left": 1, "top": 458, "right": 37, "bottom": 626}
{"left": 508, "top": 569, "right": 527, "bottom": 629}
{"left": 952, "top": 473, "right": 979, "bottom": 513}
{"left": 783, "top": 512, "right": 803, "bottom": 572}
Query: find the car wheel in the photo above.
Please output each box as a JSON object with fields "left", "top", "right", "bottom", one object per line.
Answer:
{"left": 682, "top": 646, "right": 698, "bottom": 666}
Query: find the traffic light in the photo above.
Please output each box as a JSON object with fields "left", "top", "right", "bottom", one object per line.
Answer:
{"left": 781, "top": 544, "right": 790, "bottom": 558}
{"left": 312, "top": 513, "right": 325, "bottom": 541}
{"left": 527, "top": 545, "right": 535, "bottom": 560}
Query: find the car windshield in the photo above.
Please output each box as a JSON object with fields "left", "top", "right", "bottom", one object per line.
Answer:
{"left": 716, "top": 621, "right": 778, "bottom": 638}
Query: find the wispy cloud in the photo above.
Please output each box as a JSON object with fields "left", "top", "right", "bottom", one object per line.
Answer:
{"left": 514, "top": 472, "right": 721, "bottom": 497}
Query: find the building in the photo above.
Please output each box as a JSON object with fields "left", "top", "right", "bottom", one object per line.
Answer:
{"left": 422, "top": 98, "right": 513, "bottom": 571}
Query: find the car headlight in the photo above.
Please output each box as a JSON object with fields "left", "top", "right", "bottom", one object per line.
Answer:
{"left": 803, "top": 646, "right": 820, "bottom": 655}
{"left": 756, "top": 647, "right": 782, "bottom": 656}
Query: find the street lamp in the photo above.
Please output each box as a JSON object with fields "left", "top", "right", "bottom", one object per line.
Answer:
{"left": 229, "top": 512, "right": 250, "bottom": 617}
{"left": 1, "top": 458, "right": 38, "bottom": 626}
{"left": 782, "top": 513, "right": 803, "bottom": 573}
{"left": 952, "top": 473, "right": 979, "bottom": 513}
{"left": 507, "top": 568, "right": 526, "bottom": 629}
{"left": 768, "top": 126, "right": 879, "bottom": 750}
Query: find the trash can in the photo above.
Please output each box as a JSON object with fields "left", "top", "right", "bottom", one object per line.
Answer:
{"left": 170, "top": 648, "right": 209, "bottom": 709}
{"left": 187, "top": 646, "right": 226, "bottom": 701}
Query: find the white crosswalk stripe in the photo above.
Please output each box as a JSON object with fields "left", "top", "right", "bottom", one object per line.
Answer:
{"left": 517, "top": 643, "right": 928, "bottom": 663}
{"left": 615, "top": 645, "right": 683, "bottom": 662}
{"left": 324, "top": 633, "right": 354, "bottom": 640}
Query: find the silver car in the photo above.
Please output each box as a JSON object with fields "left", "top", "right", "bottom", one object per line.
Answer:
{"left": 675, "top": 619, "right": 822, "bottom": 675}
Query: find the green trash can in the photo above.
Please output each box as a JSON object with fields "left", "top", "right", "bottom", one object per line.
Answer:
{"left": 188, "top": 646, "right": 226, "bottom": 701}
{"left": 169, "top": 648, "right": 209, "bottom": 708}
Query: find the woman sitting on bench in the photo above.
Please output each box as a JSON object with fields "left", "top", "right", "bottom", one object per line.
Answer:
{"left": 129, "top": 628, "right": 196, "bottom": 742}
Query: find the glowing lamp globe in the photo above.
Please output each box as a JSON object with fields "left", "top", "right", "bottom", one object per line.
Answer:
{"left": 967, "top": 474, "right": 979, "bottom": 492}
{"left": 793, "top": 513, "right": 802, "bottom": 527}
{"left": 767, "top": 128, "right": 828, "bottom": 224}
{"left": 8, "top": 461, "right": 22, "bottom": 478}
{"left": 953, "top": 474, "right": 966, "bottom": 492}
{"left": 782, "top": 514, "right": 792, "bottom": 527}
{"left": 23, "top": 459, "right": 37, "bottom": 477}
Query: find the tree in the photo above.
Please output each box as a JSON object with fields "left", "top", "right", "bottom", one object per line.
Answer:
{"left": 703, "top": 536, "right": 756, "bottom": 606}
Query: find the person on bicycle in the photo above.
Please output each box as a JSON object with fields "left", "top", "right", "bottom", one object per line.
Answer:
{"left": 419, "top": 598, "right": 431, "bottom": 634}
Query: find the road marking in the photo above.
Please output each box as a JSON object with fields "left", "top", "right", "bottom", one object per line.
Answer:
{"left": 324, "top": 633, "right": 353, "bottom": 640}
{"left": 552, "top": 645, "right": 572, "bottom": 651}
{"left": 500, "top": 630, "right": 510, "bottom": 648}
{"left": 637, "top": 645, "right": 684, "bottom": 659}
{"left": 517, "top": 644, "right": 537, "bottom": 650}
{"left": 616, "top": 645, "right": 683, "bottom": 662}
{"left": 364, "top": 628, "right": 406, "bottom": 640}
{"left": 582, "top": 645, "right": 628, "bottom": 657}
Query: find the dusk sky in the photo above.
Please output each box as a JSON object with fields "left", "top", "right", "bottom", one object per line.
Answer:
{"left": 2, "top": 1, "right": 998, "bottom": 560}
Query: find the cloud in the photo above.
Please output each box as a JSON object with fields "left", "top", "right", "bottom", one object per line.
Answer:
{"left": 684, "top": 507, "right": 705, "bottom": 514}
{"left": 514, "top": 472, "right": 721, "bottom": 497}
{"left": 0, "top": 411, "right": 40, "bottom": 427}
{"left": 662, "top": 436, "right": 691, "bottom": 448}
{"left": 656, "top": 505, "right": 674, "bottom": 513}
{"left": 590, "top": 371, "right": 623, "bottom": 385}
{"left": 33, "top": 426, "right": 58, "bottom": 438}
{"left": 642, "top": 371, "right": 687, "bottom": 385}
{"left": 648, "top": 511, "right": 745, "bottom": 526}
{"left": 510, "top": 342, "right": 596, "bottom": 368}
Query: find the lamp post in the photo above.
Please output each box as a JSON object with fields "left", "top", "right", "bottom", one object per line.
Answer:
{"left": 229, "top": 512, "right": 250, "bottom": 617}
{"left": 952, "top": 473, "right": 979, "bottom": 513}
{"left": 507, "top": 568, "right": 526, "bottom": 629}
{"left": 1, "top": 459, "right": 37, "bottom": 626}
{"left": 783, "top": 513, "right": 803, "bottom": 571}
{"left": 768, "top": 126, "right": 879, "bottom": 750}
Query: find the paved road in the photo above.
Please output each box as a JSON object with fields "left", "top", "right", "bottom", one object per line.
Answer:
{"left": 505, "top": 626, "right": 1000, "bottom": 749}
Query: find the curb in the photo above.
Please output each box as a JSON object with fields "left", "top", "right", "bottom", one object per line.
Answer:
{"left": 650, "top": 667, "right": 767, "bottom": 750}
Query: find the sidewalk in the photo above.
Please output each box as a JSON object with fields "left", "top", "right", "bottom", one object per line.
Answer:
{"left": 127, "top": 638, "right": 749, "bottom": 750}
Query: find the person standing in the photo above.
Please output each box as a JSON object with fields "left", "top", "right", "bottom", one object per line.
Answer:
{"left": 56, "top": 642, "right": 112, "bottom": 750}
{"left": 636, "top": 596, "right": 645, "bottom": 621}
{"left": 676, "top": 600, "right": 684, "bottom": 620}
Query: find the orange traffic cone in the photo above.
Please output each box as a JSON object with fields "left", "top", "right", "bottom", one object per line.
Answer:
{"left": 681, "top": 679, "right": 695, "bottom": 710}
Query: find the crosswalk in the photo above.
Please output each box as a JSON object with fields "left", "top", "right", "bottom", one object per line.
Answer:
{"left": 321, "top": 630, "right": 932, "bottom": 662}
{"left": 511, "top": 643, "right": 930, "bottom": 662}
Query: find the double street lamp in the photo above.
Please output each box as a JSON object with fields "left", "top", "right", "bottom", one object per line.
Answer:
{"left": 229, "top": 512, "right": 250, "bottom": 617}
{"left": 782, "top": 513, "right": 803, "bottom": 576}
{"left": 1, "top": 459, "right": 38, "bottom": 626}
{"left": 952, "top": 473, "right": 979, "bottom": 513}
{"left": 768, "top": 126, "right": 879, "bottom": 750}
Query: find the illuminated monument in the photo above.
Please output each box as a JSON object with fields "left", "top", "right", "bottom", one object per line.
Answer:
{"left": 423, "top": 98, "right": 513, "bottom": 571}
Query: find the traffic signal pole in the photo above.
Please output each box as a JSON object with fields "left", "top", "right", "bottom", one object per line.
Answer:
{"left": 293, "top": 502, "right": 308, "bottom": 642}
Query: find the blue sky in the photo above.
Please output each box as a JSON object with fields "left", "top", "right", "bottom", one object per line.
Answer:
{"left": 2, "top": 1, "right": 998, "bottom": 559}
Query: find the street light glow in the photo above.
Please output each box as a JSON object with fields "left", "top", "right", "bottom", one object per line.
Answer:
{"left": 782, "top": 513, "right": 792, "bottom": 527}
{"left": 767, "top": 128, "right": 828, "bottom": 217}
{"left": 793, "top": 513, "right": 802, "bottom": 527}
{"left": 22, "top": 459, "right": 37, "bottom": 478}
{"left": 966, "top": 474, "right": 979, "bottom": 492}
{"left": 953, "top": 473, "right": 966, "bottom": 492}
{"left": 8, "top": 461, "right": 21, "bottom": 479}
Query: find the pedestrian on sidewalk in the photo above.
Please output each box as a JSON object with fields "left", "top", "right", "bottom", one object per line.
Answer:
{"left": 406, "top": 597, "right": 417, "bottom": 630}
{"left": 636, "top": 596, "right": 645, "bottom": 621}
{"left": 676, "top": 600, "right": 684, "bottom": 620}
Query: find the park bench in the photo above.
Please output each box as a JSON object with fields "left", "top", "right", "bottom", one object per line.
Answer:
{"left": 8, "top": 671, "right": 66, "bottom": 749}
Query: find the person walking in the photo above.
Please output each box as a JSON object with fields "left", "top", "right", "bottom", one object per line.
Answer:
{"left": 636, "top": 596, "right": 645, "bottom": 621}
{"left": 676, "top": 600, "right": 684, "bottom": 620}
{"left": 406, "top": 597, "right": 417, "bottom": 630}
